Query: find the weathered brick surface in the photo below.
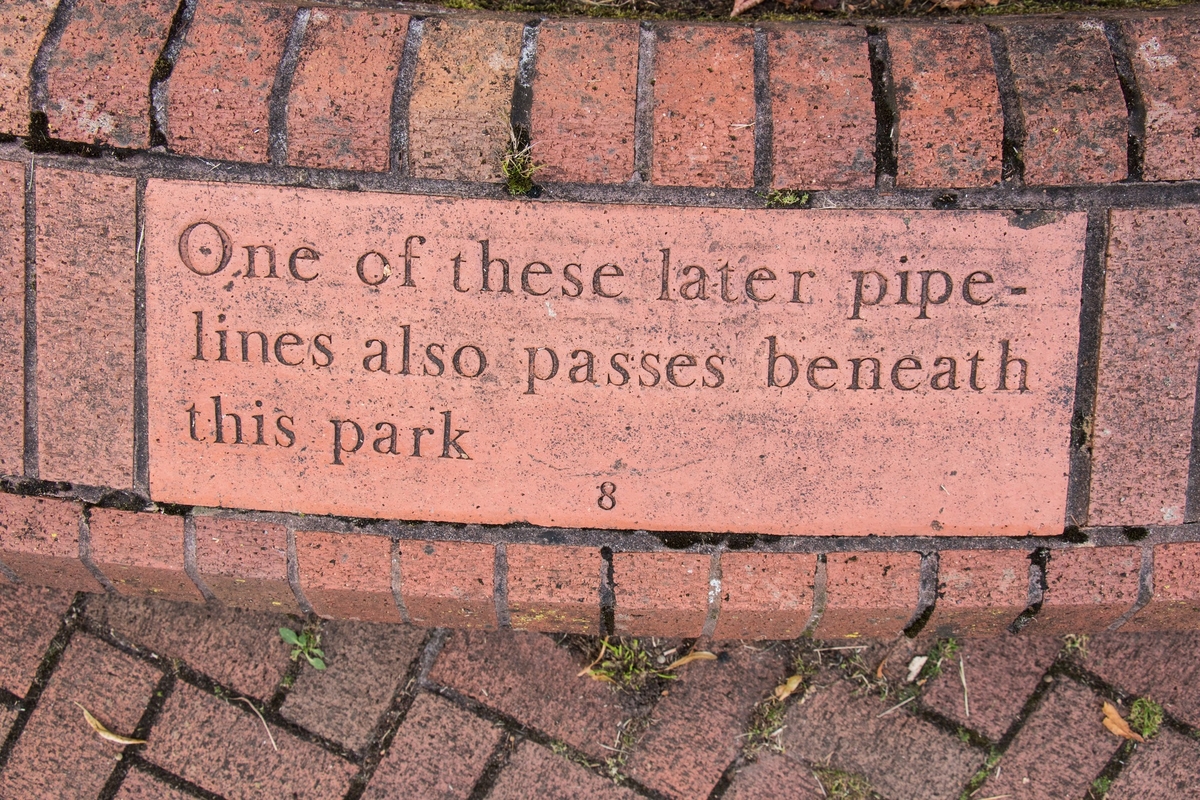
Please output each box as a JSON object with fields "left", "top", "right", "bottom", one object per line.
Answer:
{"left": 713, "top": 552, "right": 815, "bottom": 640}
{"left": 613, "top": 551, "right": 709, "bottom": 637}
{"left": 889, "top": 24, "right": 1003, "bottom": 188}
{"left": 1002, "top": 21, "right": 1128, "bottom": 185}
{"left": 142, "top": 680, "right": 357, "bottom": 799}
{"left": 114, "top": 768, "right": 193, "bottom": 800}
{"left": 769, "top": 25, "right": 874, "bottom": 190}
{"left": 88, "top": 507, "right": 202, "bottom": 602}
{"left": 408, "top": 18, "right": 523, "bottom": 182}
{"left": 530, "top": 21, "right": 639, "bottom": 184}
{"left": 1122, "top": 17, "right": 1200, "bottom": 182}
{"left": 724, "top": 753, "right": 826, "bottom": 800}
{"left": 980, "top": 678, "right": 1121, "bottom": 800}
{"left": 652, "top": 25, "right": 755, "bottom": 188}
{"left": 429, "top": 629, "right": 627, "bottom": 761}
{"left": 925, "top": 549, "right": 1030, "bottom": 637}
{"left": 280, "top": 619, "right": 426, "bottom": 752}
{"left": 295, "top": 530, "right": 400, "bottom": 623}
{"left": 1030, "top": 547, "right": 1141, "bottom": 634}
{"left": 85, "top": 593, "right": 292, "bottom": 699}
{"left": 0, "top": 493, "right": 99, "bottom": 591}
{"left": 287, "top": 9, "right": 408, "bottom": 172}
{"left": 490, "top": 741, "right": 638, "bottom": 799}
{"left": 44, "top": 0, "right": 176, "bottom": 148}
{"left": 627, "top": 645, "right": 785, "bottom": 798}
{"left": 0, "top": 160, "right": 23, "bottom": 475}
{"left": 1082, "top": 630, "right": 1200, "bottom": 727}
{"left": 814, "top": 552, "right": 921, "bottom": 639}
{"left": 35, "top": 168, "right": 136, "bottom": 489}
{"left": 1125, "top": 543, "right": 1200, "bottom": 630}
{"left": 363, "top": 692, "right": 501, "bottom": 800}
{"left": 0, "top": 1, "right": 57, "bottom": 135}
{"left": 166, "top": 0, "right": 293, "bottom": 163}
{"left": 399, "top": 540, "right": 495, "bottom": 629}
{"left": 0, "top": 582, "right": 72, "bottom": 698}
{"left": 1107, "top": 727, "right": 1200, "bottom": 799}
{"left": 1091, "top": 209, "right": 1200, "bottom": 526}
{"left": 507, "top": 543, "right": 600, "bottom": 633}
{"left": 194, "top": 516, "right": 298, "bottom": 613}
{"left": 0, "top": 705, "right": 16, "bottom": 746}
{"left": 0, "top": 633, "right": 160, "bottom": 799}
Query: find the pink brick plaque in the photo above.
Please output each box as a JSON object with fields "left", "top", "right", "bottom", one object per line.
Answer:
{"left": 144, "top": 182, "right": 1085, "bottom": 536}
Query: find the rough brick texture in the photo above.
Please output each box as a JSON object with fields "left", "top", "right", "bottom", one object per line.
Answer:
{"left": 1082, "top": 630, "right": 1200, "bottom": 727}
{"left": 889, "top": 24, "right": 1003, "bottom": 188}
{"left": 925, "top": 549, "right": 1030, "bottom": 637}
{"left": 0, "top": 1, "right": 57, "bottom": 135}
{"left": 652, "top": 25, "right": 755, "bottom": 188}
{"left": 194, "top": 516, "right": 298, "bottom": 613}
{"left": 1032, "top": 547, "right": 1141, "bottom": 634}
{"left": 167, "top": 0, "right": 294, "bottom": 163}
{"left": 1108, "top": 727, "right": 1200, "bottom": 799}
{"left": 0, "top": 493, "right": 97, "bottom": 591}
{"left": 1002, "top": 21, "right": 1128, "bottom": 185}
{"left": 506, "top": 543, "right": 601, "bottom": 633}
{"left": 295, "top": 530, "right": 399, "bottom": 623}
{"left": 408, "top": 18, "right": 523, "bottom": 182}
{"left": 613, "top": 551, "right": 709, "bottom": 637}
{"left": 114, "top": 769, "right": 194, "bottom": 800}
{"left": 530, "top": 21, "right": 638, "bottom": 184}
{"left": 1090, "top": 210, "right": 1200, "bottom": 526}
{"left": 44, "top": 0, "right": 176, "bottom": 148}
{"left": 1123, "top": 17, "right": 1200, "bottom": 182}
{"left": 35, "top": 168, "right": 136, "bottom": 489}
{"left": 713, "top": 552, "right": 815, "bottom": 640}
{"left": 725, "top": 753, "right": 826, "bottom": 800}
{"left": 287, "top": 9, "right": 408, "bottom": 172}
{"left": 769, "top": 25, "right": 874, "bottom": 189}
{"left": 88, "top": 507, "right": 202, "bottom": 602}
{"left": 0, "top": 582, "right": 73, "bottom": 698}
{"left": 1125, "top": 543, "right": 1200, "bottom": 630}
{"left": 399, "top": 540, "right": 495, "bottom": 629}
{"left": 814, "top": 552, "right": 921, "bottom": 638}
{"left": 491, "top": 741, "right": 638, "bottom": 799}
{"left": 0, "top": 160, "right": 23, "bottom": 475}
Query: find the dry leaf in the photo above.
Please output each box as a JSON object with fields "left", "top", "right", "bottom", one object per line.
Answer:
{"left": 730, "top": 0, "right": 766, "bottom": 16}
{"left": 75, "top": 702, "right": 146, "bottom": 746}
{"left": 1102, "top": 701, "right": 1145, "bottom": 743}
{"left": 906, "top": 656, "right": 928, "bottom": 683}
{"left": 774, "top": 674, "right": 804, "bottom": 701}
{"left": 665, "top": 651, "right": 717, "bottom": 670}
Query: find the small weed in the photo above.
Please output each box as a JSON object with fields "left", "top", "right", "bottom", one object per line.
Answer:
{"left": 280, "top": 673, "right": 295, "bottom": 688}
{"left": 279, "top": 626, "right": 326, "bottom": 670}
{"left": 1129, "top": 697, "right": 1164, "bottom": 739}
{"left": 762, "top": 189, "right": 809, "bottom": 208}
{"left": 501, "top": 126, "right": 539, "bottom": 197}
{"left": 957, "top": 750, "right": 1002, "bottom": 800}
{"left": 743, "top": 697, "right": 789, "bottom": 757}
{"left": 1089, "top": 775, "right": 1112, "bottom": 798}
{"left": 915, "top": 638, "right": 959, "bottom": 684}
{"left": 581, "top": 638, "right": 677, "bottom": 691}
{"left": 1063, "top": 633, "right": 1089, "bottom": 658}
{"left": 604, "top": 716, "right": 650, "bottom": 782}
{"left": 956, "top": 726, "right": 971, "bottom": 744}
{"left": 811, "top": 765, "right": 877, "bottom": 800}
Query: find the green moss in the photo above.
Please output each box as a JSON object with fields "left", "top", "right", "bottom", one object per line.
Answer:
{"left": 1130, "top": 697, "right": 1164, "bottom": 739}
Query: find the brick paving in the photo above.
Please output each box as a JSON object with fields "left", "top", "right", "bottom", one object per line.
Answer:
{"left": 0, "top": 583, "right": 1195, "bottom": 799}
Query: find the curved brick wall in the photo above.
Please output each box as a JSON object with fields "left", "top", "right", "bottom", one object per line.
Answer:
{"left": 1, "top": 0, "right": 1199, "bottom": 639}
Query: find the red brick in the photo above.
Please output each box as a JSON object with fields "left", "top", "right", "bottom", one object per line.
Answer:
{"left": 399, "top": 539, "right": 495, "bottom": 629}
{"left": 725, "top": 753, "right": 825, "bottom": 800}
{"left": 428, "top": 629, "right": 628, "bottom": 761}
{"left": 166, "top": 0, "right": 293, "bottom": 163}
{"left": 980, "top": 678, "right": 1121, "bottom": 800}
{"left": 1124, "top": 543, "right": 1200, "bottom": 631}
{"left": 115, "top": 768, "right": 193, "bottom": 800}
{"left": 506, "top": 543, "right": 600, "bottom": 634}
{"left": 0, "top": 160, "right": 23, "bottom": 474}
{"left": 0, "top": 1, "right": 57, "bottom": 135}
{"left": 490, "top": 741, "right": 638, "bottom": 800}
{"left": 925, "top": 549, "right": 1030, "bottom": 637}
{"left": 280, "top": 619, "right": 426, "bottom": 752}
{"left": 1082, "top": 630, "right": 1200, "bottom": 727}
{"left": 0, "top": 633, "right": 160, "bottom": 799}
{"left": 295, "top": 530, "right": 399, "bottom": 623}
{"left": 408, "top": 18, "right": 523, "bottom": 182}
{"left": 88, "top": 507, "right": 201, "bottom": 602}
{"left": 1108, "top": 727, "right": 1200, "bottom": 799}
{"left": 1030, "top": 547, "right": 1141, "bottom": 635}
{"left": 364, "top": 692, "right": 502, "bottom": 800}
{"left": 652, "top": 25, "right": 754, "bottom": 188}
{"left": 713, "top": 552, "right": 815, "bottom": 640}
{"left": 1091, "top": 210, "right": 1200, "bottom": 526}
{"left": 1122, "top": 17, "right": 1200, "bottom": 182}
{"left": 142, "top": 680, "right": 357, "bottom": 799}
{"left": 814, "top": 552, "right": 921, "bottom": 639}
{"left": 0, "top": 705, "right": 16, "bottom": 747}
{"left": 613, "top": 551, "right": 709, "bottom": 637}
{"left": 769, "top": 25, "right": 874, "bottom": 190}
{"left": 44, "top": 0, "right": 175, "bottom": 148}
{"left": 194, "top": 516, "right": 299, "bottom": 613}
{"left": 627, "top": 645, "right": 785, "bottom": 798}
{"left": 287, "top": 8, "right": 408, "bottom": 172}
{"left": 1002, "top": 21, "right": 1128, "bottom": 185}
{"left": 0, "top": 493, "right": 99, "bottom": 591}
{"left": 530, "top": 21, "right": 638, "bottom": 184}
{"left": 0, "top": 582, "right": 73, "bottom": 698}
{"left": 888, "top": 24, "right": 1003, "bottom": 188}
{"left": 35, "top": 168, "right": 135, "bottom": 488}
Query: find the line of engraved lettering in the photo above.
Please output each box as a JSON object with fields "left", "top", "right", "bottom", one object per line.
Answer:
{"left": 453, "top": 240, "right": 623, "bottom": 298}
{"left": 850, "top": 267, "right": 996, "bottom": 320}
{"left": 192, "top": 310, "right": 334, "bottom": 367}
{"left": 329, "top": 410, "right": 470, "bottom": 465}
{"left": 525, "top": 346, "right": 725, "bottom": 395}
{"left": 657, "top": 247, "right": 815, "bottom": 304}
{"left": 185, "top": 395, "right": 295, "bottom": 446}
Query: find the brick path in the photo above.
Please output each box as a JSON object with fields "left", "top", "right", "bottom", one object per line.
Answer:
{"left": 1, "top": 582, "right": 1196, "bottom": 799}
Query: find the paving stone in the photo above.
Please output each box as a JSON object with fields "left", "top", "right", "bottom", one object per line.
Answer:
{"left": 0, "top": 159, "right": 23, "bottom": 473}
{"left": 85, "top": 592, "right": 292, "bottom": 700}
{"left": 0, "top": 1, "right": 57, "bottom": 135}
{"left": 714, "top": 552, "right": 815, "bottom": 641}
{"left": 925, "top": 549, "right": 1031, "bottom": 637}
{"left": 1124, "top": 542, "right": 1200, "bottom": 630}
{"left": 0, "top": 582, "right": 73, "bottom": 698}
{"left": 626, "top": 645, "right": 785, "bottom": 798}
{"left": 782, "top": 671, "right": 982, "bottom": 800}
{"left": 114, "top": 768, "right": 193, "bottom": 800}
{"left": 0, "top": 704, "right": 16, "bottom": 744}
{"left": 287, "top": 8, "right": 408, "bottom": 172}
{"left": 193, "top": 515, "right": 299, "bottom": 614}
{"left": 1030, "top": 547, "right": 1141, "bottom": 635}
{"left": 428, "top": 629, "right": 628, "bottom": 761}
{"left": 295, "top": 530, "right": 400, "bottom": 623}
{"left": 724, "top": 752, "right": 825, "bottom": 800}
{"left": 0, "top": 493, "right": 99, "bottom": 592}
{"left": 507, "top": 543, "right": 601, "bottom": 634}
{"left": 919, "top": 634, "right": 1061, "bottom": 742}
{"left": 980, "top": 677, "right": 1121, "bottom": 800}
{"left": 1107, "top": 727, "right": 1200, "bottom": 800}
{"left": 1122, "top": 17, "right": 1200, "bottom": 181}
{"left": 530, "top": 21, "right": 639, "bottom": 184}
{"left": 0, "top": 633, "right": 161, "bottom": 799}
{"left": 814, "top": 552, "right": 922, "bottom": 639}
{"left": 613, "top": 551, "right": 709, "bottom": 637}
{"left": 142, "top": 680, "right": 357, "bottom": 799}
{"left": 363, "top": 691, "right": 501, "bottom": 800}
{"left": 489, "top": 740, "right": 638, "bottom": 799}
{"left": 1081, "top": 631, "right": 1200, "bottom": 728}
{"left": 280, "top": 619, "right": 426, "bottom": 752}
{"left": 399, "top": 540, "right": 496, "bottom": 629}
{"left": 88, "top": 508, "right": 202, "bottom": 603}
